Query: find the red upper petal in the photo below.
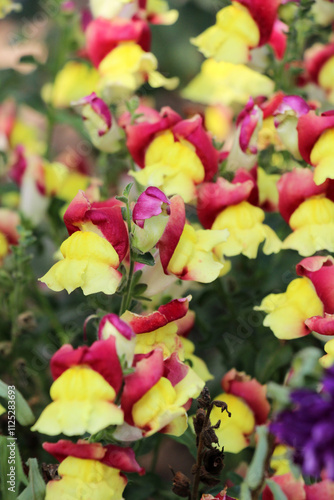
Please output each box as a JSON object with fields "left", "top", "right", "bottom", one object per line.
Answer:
{"left": 102, "top": 445, "right": 145, "bottom": 475}
{"left": 86, "top": 17, "right": 151, "bottom": 68}
{"left": 306, "top": 43, "right": 334, "bottom": 84}
{"left": 163, "top": 352, "right": 189, "bottom": 387}
{"left": 43, "top": 440, "right": 105, "bottom": 462}
{"left": 197, "top": 177, "right": 254, "bottom": 228}
{"left": 121, "top": 106, "right": 181, "bottom": 168}
{"left": 50, "top": 338, "right": 123, "bottom": 393}
{"left": 157, "top": 195, "right": 186, "bottom": 273}
{"left": 64, "top": 191, "right": 129, "bottom": 262}
{"left": 267, "top": 20, "right": 288, "bottom": 60}
{"left": 125, "top": 297, "right": 190, "bottom": 334}
{"left": 277, "top": 168, "right": 327, "bottom": 223}
{"left": 171, "top": 115, "right": 218, "bottom": 181}
{"left": 297, "top": 111, "right": 334, "bottom": 165}
{"left": 221, "top": 369, "right": 270, "bottom": 425}
{"left": 238, "top": 0, "right": 281, "bottom": 46}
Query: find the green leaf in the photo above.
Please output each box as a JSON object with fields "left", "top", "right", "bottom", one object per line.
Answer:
{"left": 115, "top": 195, "right": 128, "bottom": 203}
{"left": 0, "top": 436, "right": 28, "bottom": 500}
{"left": 245, "top": 425, "right": 268, "bottom": 490}
{"left": 0, "top": 380, "right": 35, "bottom": 426}
{"left": 133, "top": 251, "right": 155, "bottom": 266}
{"left": 17, "top": 459, "right": 46, "bottom": 500}
{"left": 132, "top": 283, "right": 148, "bottom": 296}
{"left": 123, "top": 182, "right": 133, "bottom": 198}
{"left": 255, "top": 343, "right": 293, "bottom": 383}
{"left": 265, "top": 479, "right": 288, "bottom": 500}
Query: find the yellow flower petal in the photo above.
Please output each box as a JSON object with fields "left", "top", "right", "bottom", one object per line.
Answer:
{"left": 40, "top": 232, "right": 121, "bottom": 295}
{"left": 210, "top": 393, "right": 255, "bottom": 454}
{"left": 212, "top": 201, "right": 281, "bottom": 258}
{"left": 132, "top": 377, "right": 186, "bottom": 436}
{"left": 310, "top": 128, "right": 334, "bottom": 185}
{"left": 191, "top": 3, "right": 259, "bottom": 63}
{"left": 283, "top": 197, "right": 334, "bottom": 256}
{"left": 42, "top": 62, "right": 99, "bottom": 108}
{"left": 255, "top": 277, "right": 324, "bottom": 340}
{"left": 46, "top": 457, "right": 126, "bottom": 500}
{"left": 32, "top": 366, "right": 123, "bottom": 436}
{"left": 167, "top": 224, "right": 229, "bottom": 282}
{"left": 182, "top": 59, "right": 274, "bottom": 106}
{"left": 320, "top": 338, "right": 334, "bottom": 368}
{"left": 130, "top": 131, "right": 205, "bottom": 203}
{"left": 134, "top": 322, "right": 183, "bottom": 359}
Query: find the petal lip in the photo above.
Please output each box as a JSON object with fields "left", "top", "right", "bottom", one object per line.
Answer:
{"left": 305, "top": 314, "right": 334, "bottom": 335}
{"left": 122, "top": 296, "right": 191, "bottom": 334}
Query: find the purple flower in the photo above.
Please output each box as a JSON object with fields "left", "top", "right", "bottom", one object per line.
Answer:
{"left": 271, "top": 366, "right": 334, "bottom": 479}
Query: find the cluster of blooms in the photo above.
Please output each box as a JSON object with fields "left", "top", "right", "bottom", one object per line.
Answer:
{"left": 3, "top": 0, "right": 334, "bottom": 498}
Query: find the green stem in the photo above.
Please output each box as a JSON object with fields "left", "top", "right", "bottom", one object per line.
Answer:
{"left": 119, "top": 197, "right": 135, "bottom": 315}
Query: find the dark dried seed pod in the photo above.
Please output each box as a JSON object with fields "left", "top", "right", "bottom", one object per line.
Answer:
{"left": 198, "top": 386, "right": 211, "bottom": 409}
{"left": 171, "top": 471, "right": 191, "bottom": 498}
{"left": 213, "top": 400, "right": 231, "bottom": 417}
{"left": 202, "top": 426, "right": 219, "bottom": 448}
{"left": 193, "top": 408, "right": 206, "bottom": 436}
{"left": 203, "top": 448, "right": 225, "bottom": 476}
{"left": 199, "top": 466, "right": 221, "bottom": 487}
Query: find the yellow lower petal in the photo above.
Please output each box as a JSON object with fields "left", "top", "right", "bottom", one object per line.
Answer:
{"left": 46, "top": 457, "right": 126, "bottom": 500}
{"left": 40, "top": 232, "right": 121, "bottom": 295}
{"left": 212, "top": 202, "right": 281, "bottom": 258}
{"left": 310, "top": 128, "right": 334, "bottom": 185}
{"left": 210, "top": 393, "right": 255, "bottom": 453}
{"left": 283, "top": 197, "right": 334, "bottom": 256}
{"left": 255, "top": 277, "right": 324, "bottom": 339}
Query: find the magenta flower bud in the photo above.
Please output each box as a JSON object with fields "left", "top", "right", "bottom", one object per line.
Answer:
{"left": 133, "top": 186, "right": 170, "bottom": 228}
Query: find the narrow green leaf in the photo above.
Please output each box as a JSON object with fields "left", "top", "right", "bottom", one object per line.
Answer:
{"left": 17, "top": 459, "right": 46, "bottom": 500}
{"left": 266, "top": 479, "right": 288, "bottom": 500}
{"left": 0, "top": 380, "right": 35, "bottom": 426}
{"left": 123, "top": 182, "right": 133, "bottom": 198}
{"left": 133, "top": 251, "right": 155, "bottom": 266}
{"left": 0, "top": 435, "right": 28, "bottom": 500}
{"left": 115, "top": 195, "right": 128, "bottom": 203}
{"left": 132, "top": 283, "right": 148, "bottom": 296}
{"left": 245, "top": 425, "right": 268, "bottom": 490}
